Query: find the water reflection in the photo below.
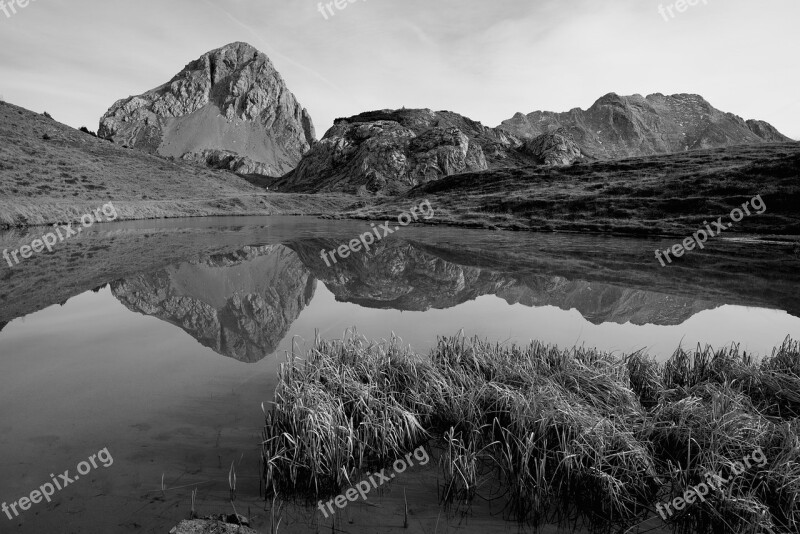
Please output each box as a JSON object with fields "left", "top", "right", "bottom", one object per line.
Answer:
{"left": 89, "top": 237, "right": 794, "bottom": 362}
{"left": 0, "top": 217, "right": 798, "bottom": 533}
{"left": 289, "top": 239, "right": 722, "bottom": 325}
{"left": 111, "top": 245, "right": 315, "bottom": 362}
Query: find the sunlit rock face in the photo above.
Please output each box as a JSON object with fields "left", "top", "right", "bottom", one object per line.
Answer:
{"left": 99, "top": 42, "right": 315, "bottom": 177}
{"left": 521, "top": 128, "right": 586, "bottom": 166}
{"left": 278, "top": 108, "right": 540, "bottom": 194}
{"left": 111, "top": 245, "right": 315, "bottom": 362}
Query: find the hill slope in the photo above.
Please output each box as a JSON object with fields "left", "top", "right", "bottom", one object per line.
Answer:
{"left": 99, "top": 42, "right": 315, "bottom": 177}
{"left": 0, "top": 102, "right": 350, "bottom": 228}
{"left": 499, "top": 93, "right": 792, "bottom": 160}
{"left": 346, "top": 142, "right": 800, "bottom": 236}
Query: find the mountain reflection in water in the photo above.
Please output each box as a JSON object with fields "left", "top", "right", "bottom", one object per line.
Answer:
{"left": 107, "top": 239, "right": 724, "bottom": 362}
{"left": 2, "top": 216, "right": 798, "bottom": 362}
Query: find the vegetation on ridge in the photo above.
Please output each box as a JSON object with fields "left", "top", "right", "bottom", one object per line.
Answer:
{"left": 349, "top": 142, "right": 800, "bottom": 236}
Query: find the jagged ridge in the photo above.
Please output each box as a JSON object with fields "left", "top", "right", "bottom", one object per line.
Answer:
{"left": 499, "top": 92, "right": 792, "bottom": 160}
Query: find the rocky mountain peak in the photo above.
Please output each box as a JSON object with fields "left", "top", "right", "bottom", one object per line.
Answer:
{"left": 591, "top": 92, "right": 627, "bottom": 108}
{"left": 500, "top": 92, "right": 791, "bottom": 160}
{"left": 99, "top": 42, "right": 315, "bottom": 177}
{"left": 278, "top": 108, "right": 538, "bottom": 194}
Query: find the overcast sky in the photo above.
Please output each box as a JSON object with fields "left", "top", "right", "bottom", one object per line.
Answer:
{"left": 1, "top": 0, "right": 798, "bottom": 139}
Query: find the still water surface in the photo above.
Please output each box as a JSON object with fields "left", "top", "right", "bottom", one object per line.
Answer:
{"left": 1, "top": 216, "right": 798, "bottom": 532}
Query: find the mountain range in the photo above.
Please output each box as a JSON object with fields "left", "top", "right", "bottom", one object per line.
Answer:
{"left": 95, "top": 42, "right": 791, "bottom": 196}
{"left": 499, "top": 92, "right": 791, "bottom": 160}
{"left": 2, "top": 41, "right": 796, "bottom": 233}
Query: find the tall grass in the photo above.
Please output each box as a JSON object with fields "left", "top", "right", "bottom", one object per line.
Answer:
{"left": 262, "top": 332, "right": 800, "bottom": 533}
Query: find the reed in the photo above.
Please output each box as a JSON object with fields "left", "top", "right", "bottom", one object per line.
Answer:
{"left": 190, "top": 487, "right": 197, "bottom": 519}
{"left": 229, "top": 462, "right": 237, "bottom": 501}
{"left": 262, "top": 332, "right": 800, "bottom": 533}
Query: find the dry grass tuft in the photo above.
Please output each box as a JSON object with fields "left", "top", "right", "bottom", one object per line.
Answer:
{"left": 262, "top": 332, "right": 800, "bottom": 533}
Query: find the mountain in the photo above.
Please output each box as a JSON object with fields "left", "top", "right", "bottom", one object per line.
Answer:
{"left": 276, "top": 108, "right": 556, "bottom": 195}
{"left": 99, "top": 42, "right": 315, "bottom": 177}
{"left": 499, "top": 93, "right": 792, "bottom": 160}
{"left": 110, "top": 245, "right": 316, "bottom": 362}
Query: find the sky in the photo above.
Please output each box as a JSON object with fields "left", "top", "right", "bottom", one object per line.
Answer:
{"left": 0, "top": 0, "right": 798, "bottom": 139}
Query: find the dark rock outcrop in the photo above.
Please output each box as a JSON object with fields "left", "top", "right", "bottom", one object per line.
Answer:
{"left": 500, "top": 93, "right": 792, "bottom": 160}
{"left": 521, "top": 128, "right": 586, "bottom": 166}
{"left": 110, "top": 245, "right": 315, "bottom": 362}
{"left": 277, "top": 108, "right": 537, "bottom": 194}
{"left": 99, "top": 42, "right": 315, "bottom": 177}
{"left": 181, "top": 149, "right": 275, "bottom": 175}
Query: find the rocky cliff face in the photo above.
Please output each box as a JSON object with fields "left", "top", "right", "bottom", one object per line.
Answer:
{"left": 99, "top": 42, "right": 315, "bottom": 177}
{"left": 746, "top": 119, "right": 790, "bottom": 142}
{"left": 500, "top": 93, "right": 792, "bottom": 160}
{"left": 277, "top": 108, "right": 539, "bottom": 194}
{"left": 110, "top": 245, "right": 315, "bottom": 362}
{"left": 522, "top": 128, "right": 586, "bottom": 166}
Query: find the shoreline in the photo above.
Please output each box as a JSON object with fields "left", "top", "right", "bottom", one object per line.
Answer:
{"left": 0, "top": 193, "right": 358, "bottom": 230}
{"left": 4, "top": 199, "right": 799, "bottom": 244}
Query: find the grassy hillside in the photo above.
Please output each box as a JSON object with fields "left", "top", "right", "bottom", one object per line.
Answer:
{"left": 346, "top": 142, "right": 800, "bottom": 237}
{"left": 0, "top": 101, "right": 354, "bottom": 228}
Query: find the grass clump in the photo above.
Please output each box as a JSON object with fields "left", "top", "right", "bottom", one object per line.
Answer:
{"left": 261, "top": 334, "right": 429, "bottom": 497}
{"left": 262, "top": 332, "right": 800, "bottom": 533}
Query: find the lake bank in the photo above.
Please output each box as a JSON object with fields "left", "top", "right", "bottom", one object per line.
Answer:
{"left": 0, "top": 193, "right": 355, "bottom": 229}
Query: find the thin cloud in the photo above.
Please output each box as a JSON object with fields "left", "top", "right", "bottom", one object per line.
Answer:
{"left": 198, "top": 0, "right": 343, "bottom": 94}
